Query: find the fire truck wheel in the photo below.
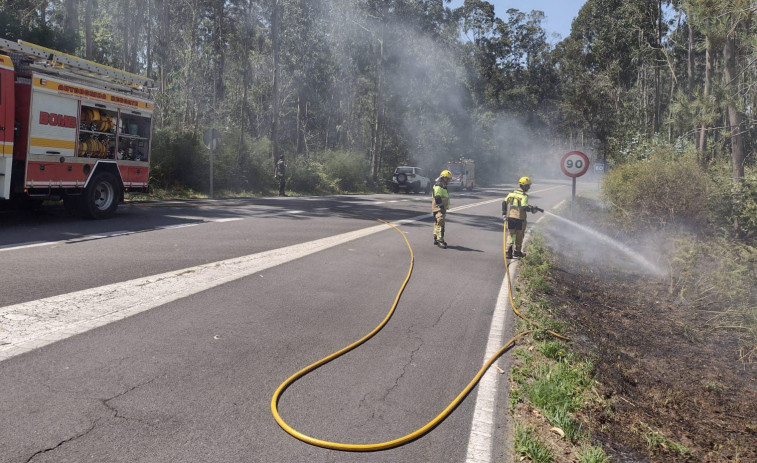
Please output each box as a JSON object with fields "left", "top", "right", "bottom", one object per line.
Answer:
{"left": 82, "top": 171, "right": 119, "bottom": 219}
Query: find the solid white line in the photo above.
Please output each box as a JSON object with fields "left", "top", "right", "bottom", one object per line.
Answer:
{"left": 0, "top": 222, "right": 208, "bottom": 253}
{"left": 0, "top": 197, "right": 501, "bottom": 362}
{"left": 212, "top": 218, "right": 244, "bottom": 223}
{"left": 464, "top": 260, "right": 516, "bottom": 463}
{"left": 0, "top": 241, "right": 52, "bottom": 252}
{"left": 464, "top": 202, "right": 556, "bottom": 463}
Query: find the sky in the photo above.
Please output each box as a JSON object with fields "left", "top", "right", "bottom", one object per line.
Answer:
{"left": 448, "top": 0, "right": 587, "bottom": 43}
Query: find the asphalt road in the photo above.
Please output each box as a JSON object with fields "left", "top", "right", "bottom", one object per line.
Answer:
{"left": 0, "top": 180, "right": 573, "bottom": 463}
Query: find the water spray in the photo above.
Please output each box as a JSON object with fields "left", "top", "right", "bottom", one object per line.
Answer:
{"left": 543, "top": 211, "right": 666, "bottom": 277}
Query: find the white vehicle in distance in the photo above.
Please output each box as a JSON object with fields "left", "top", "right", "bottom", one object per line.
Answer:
{"left": 391, "top": 166, "right": 431, "bottom": 194}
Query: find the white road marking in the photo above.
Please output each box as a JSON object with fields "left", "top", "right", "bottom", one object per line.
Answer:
{"left": 0, "top": 197, "right": 502, "bottom": 361}
{"left": 212, "top": 218, "right": 244, "bottom": 223}
{"left": 1, "top": 191, "right": 570, "bottom": 463}
{"left": 164, "top": 215, "right": 233, "bottom": 222}
{"left": 464, "top": 259, "right": 517, "bottom": 463}
{"left": 66, "top": 231, "right": 131, "bottom": 243}
{"left": 0, "top": 241, "right": 51, "bottom": 252}
{"left": 464, "top": 203, "right": 558, "bottom": 463}
{"left": 0, "top": 219, "right": 241, "bottom": 253}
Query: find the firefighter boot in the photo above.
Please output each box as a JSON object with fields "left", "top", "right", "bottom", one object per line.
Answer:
{"left": 513, "top": 250, "right": 526, "bottom": 258}
{"left": 506, "top": 244, "right": 513, "bottom": 259}
{"left": 433, "top": 235, "right": 439, "bottom": 246}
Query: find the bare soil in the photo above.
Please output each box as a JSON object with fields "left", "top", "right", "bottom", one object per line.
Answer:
{"left": 512, "top": 212, "right": 757, "bottom": 462}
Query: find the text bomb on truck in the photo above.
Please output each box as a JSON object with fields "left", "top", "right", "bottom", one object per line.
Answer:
{"left": 0, "top": 38, "right": 155, "bottom": 218}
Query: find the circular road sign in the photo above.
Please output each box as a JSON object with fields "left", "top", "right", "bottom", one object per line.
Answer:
{"left": 561, "top": 150, "right": 590, "bottom": 178}
{"left": 203, "top": 128, "right": 221, "bottom": 150}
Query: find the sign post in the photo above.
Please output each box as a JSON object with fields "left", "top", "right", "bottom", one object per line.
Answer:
{"left": 560, "top": 150, "right": 590, "bottom": 216}
{"left": 203, "top": 129, "right": 221, "bottom": 199}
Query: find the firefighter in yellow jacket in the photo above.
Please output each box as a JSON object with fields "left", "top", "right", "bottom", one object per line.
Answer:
{"left": 502, "top": 176, "right": 543, "bottom": 258}
{"left": 432, "top": 170, "right": 452, "bottom": 248}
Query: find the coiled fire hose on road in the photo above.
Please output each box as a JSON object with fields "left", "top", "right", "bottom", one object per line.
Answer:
{"left": 270, "top": 215, "right": 569, "bottom": 452}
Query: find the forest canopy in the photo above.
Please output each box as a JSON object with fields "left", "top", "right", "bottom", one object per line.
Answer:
{"left": 2, "top": 0, "right": 755, "bottom": 195}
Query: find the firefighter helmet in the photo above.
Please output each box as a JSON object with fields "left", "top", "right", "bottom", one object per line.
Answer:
{"left": 440, "top": 170, "right": 453, "bottom": 179}
{"left": 519, "top": 176, "right": 532, "bottom": 186}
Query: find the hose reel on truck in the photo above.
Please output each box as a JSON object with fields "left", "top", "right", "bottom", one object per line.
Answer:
{"left": 0, "top": 38, "right": 155, "bottom": 218}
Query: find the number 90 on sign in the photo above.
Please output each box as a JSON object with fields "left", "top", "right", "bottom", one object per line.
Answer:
{"left": 560, "top": 150, "right": 590, "bottom": 178}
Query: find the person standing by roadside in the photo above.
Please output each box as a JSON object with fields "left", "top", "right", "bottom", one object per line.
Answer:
{"left": 275, "top": 155, "right": 287, "bottom": 196}
{"left": 432, "top": 170, "right": 452, "bottom": 248}
{"left": 502, "top": 176, "right": 542, "bottom": 258}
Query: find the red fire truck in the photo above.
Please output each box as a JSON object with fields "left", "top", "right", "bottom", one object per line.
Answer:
{"left": 444, "top": 158, "right": 475, "bottom": 190}
{"left": 0, "top": 38, "right": 154, "bottom": 218}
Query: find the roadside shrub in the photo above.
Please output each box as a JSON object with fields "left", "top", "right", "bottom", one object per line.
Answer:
{"left": 287, "top": 157, "right": 328, "bottom": 194}
{"left": 212, "top": 131, "right": 272, "bottom": 194}
{"left": 672, "top": 235, "right": 756, "bottom": 311}
{"left": 707, "top": 164, "right": 757, "bottom": 241}
{"left": 151, "top": 128, "right": 274, "bottom": 195}
{"left": 321, "top": 149, "right": 369, "bottom": 192}
{"left": 602, "top": 146, "right": 713, "bottom": 231}
{"left": 671, "top": 234, "right": 757, "bottom": 355}
{"left": 150, "top": 128, "right": 207, "bottom": 191}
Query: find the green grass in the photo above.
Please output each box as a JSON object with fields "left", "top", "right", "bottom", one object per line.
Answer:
{"left": 703, "top": 380, "right": 725, "bottom": 395}
{"left": 525, "top": 361, "right": 592, "bottom": 416}
{"left": 545, "top": 405, "right": 584, "bottom": 442}
{"left": 578, "top": 444, "right": 611, "bottom": 463}
{"left": 538, "top": 340, "right": 571, "bottom": 362}
{"left": 515, "top": 424, "right": 554, "bottom": 463}
{"left": 509, "top": 233, "right": 605, "bottom": 461}
{"left": 640, "top": 424, "right": 691, "bottom": 457}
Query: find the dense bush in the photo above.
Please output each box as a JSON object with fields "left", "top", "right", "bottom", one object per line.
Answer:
{"left": 672, "top": 235, "right": 757, "bottom": 311}
{"left": 285, "top": 150, "right": 371, "bottom": 195}
{"left": 211, "top": 131, "right": 272, "bottom": 194}
{"left": 602, "top": 146, "right": 713, "bottom": 231}
{"left": 321, "top": 150, "right": 369, "bottom": 192}
{"left": 707, "top": 164, "right": 757, "bottom": 241}
{"left": 287, "top": 157, "right": 327, "bottom": 194}
{"left": 150, "top": 128, "right": 274, "bottom": 195}
{"left": 150, "top": 129, "right": 207, "bottom": 191}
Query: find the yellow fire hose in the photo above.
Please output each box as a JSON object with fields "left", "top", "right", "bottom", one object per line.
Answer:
{"left": 270, "top": 216, "right": 568, "bottom": 451}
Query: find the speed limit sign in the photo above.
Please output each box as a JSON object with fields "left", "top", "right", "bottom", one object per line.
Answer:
{"left": 561, "top": 151, "right": 590, "bottom": 178}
